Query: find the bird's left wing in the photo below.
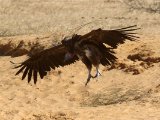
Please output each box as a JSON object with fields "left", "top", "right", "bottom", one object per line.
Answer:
{"left": 81, "top": 25, "right": 140, "bottom": 48}
{"left": 15, "top": 44, "right": 78, "bottom": 84}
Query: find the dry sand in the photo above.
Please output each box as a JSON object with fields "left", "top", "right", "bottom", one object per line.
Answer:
{"left": 0, "top": 0, "right": 160, "bottom": 120}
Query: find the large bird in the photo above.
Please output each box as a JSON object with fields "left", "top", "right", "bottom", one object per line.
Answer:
{"left": 15, "top": 25, "right": 140, "bottom": 86}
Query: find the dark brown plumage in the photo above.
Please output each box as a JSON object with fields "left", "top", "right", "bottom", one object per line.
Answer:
{"left": 15, "top": 25, "right": 140, "bottom": 85}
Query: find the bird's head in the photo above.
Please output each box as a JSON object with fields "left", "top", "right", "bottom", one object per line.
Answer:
{"left": 62, "top": 34, "right": 80, "bottom": 62}
{"left": 61, "top": 34, "right": 80, "bottom": 53}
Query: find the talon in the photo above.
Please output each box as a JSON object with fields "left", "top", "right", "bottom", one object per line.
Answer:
{"left": 85, "top": 74, "right": 92, "bottom": 86}
{"left": 92, "top": 71, "right": 101, "bottom": 78}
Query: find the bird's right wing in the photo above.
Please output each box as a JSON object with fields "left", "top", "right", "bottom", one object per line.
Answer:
{"left": 15, "top": 44, "right": 79, "bottom": 84}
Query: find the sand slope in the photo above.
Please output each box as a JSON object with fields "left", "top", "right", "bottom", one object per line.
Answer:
{"left": 0, "top": 35, "right": 160, "bottom": 120}
{"left": 0, "top": 0, "right": 160, "bottom": 119}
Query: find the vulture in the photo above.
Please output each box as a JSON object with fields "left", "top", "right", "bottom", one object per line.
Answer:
{"left": 15, "top": 25, "right": 140, "bottom": 86}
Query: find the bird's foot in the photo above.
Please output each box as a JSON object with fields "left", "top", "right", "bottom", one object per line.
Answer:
{"left": 92, "top": 72, "right": 102, "bottom": 78}
{"left": 85, "top": 72, "right": 101, "bottom": 86}
{"left": 92, "top": 72, "right": 101, "bottom": 82}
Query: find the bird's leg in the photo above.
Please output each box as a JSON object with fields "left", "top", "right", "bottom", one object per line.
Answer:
{"left": 85, "top": 69, "right": 92, "bottom": 86}
{"left": 85, "top": 64, "right": 92, "bottom": 86}
{"left": 92, "top": 65, "right": 102, "bottom": 78}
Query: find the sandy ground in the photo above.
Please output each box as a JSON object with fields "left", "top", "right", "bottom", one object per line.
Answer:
{"left": 0, "top": 0, "right": 160, "bottom": 120}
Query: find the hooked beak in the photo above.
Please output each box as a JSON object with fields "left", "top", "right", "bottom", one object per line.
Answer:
{"left": 64, "top": 52, "right": 75, "bottom": 62}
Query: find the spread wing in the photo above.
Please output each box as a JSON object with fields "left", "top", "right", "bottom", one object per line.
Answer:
{"left": 81, "top": 25, "right": 140, "bottom": 48}
{"left": 15, "top": 44, "right": 78, "bottom": 84}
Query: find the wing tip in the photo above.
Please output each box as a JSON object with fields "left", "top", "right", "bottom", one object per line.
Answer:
{"left": 115, "top": 25, "right": 141, "bottom": 32}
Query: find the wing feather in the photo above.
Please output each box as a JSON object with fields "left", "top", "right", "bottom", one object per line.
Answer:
{"left": 22, "top": 67, "right": 29, "bottom": 80}
{"left": 114, "top": 25, "right": 137, "bottom": 30}
{"left": 81, "top": 25, "right": 140, "bottom": 48}
{"left": 15, "top": 44, "right": 79, "bottom": 84}
{"left": 33, "top": 69, "right": 37, "bottom": 84}
{"left": 15, "top": 65, "right": 26, "bottom": 75}
{"left": 38, "top": 64, "right": 44, "bottom": 79}
{"left": 28, "top": 67, "right": 33, "bottom": 83}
